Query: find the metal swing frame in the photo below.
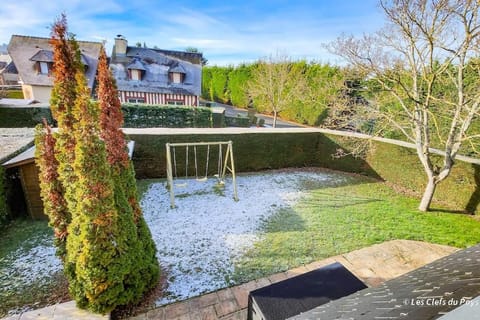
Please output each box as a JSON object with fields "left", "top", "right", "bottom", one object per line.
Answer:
{"left": 166, "top": 141, "right": 238, "bottom": 208}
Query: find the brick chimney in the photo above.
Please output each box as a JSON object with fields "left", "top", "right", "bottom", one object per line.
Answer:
{"left": 114, "top": 35, "right": 127, "bottom": 57}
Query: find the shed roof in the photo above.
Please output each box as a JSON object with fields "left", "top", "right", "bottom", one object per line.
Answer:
{"left": 2, "top": 140, "right": 135, "bottom": 168}
{"left": 0, "top": 128, "right": 35, "bottom": 164}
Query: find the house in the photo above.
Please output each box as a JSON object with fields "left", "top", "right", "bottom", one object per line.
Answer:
{"left": 0, "top": 61, "right": 19, "bottom": 85}
{"left": 7, "top": 35, "right": 103, "bottom": 103}
{"left": 110, "top": 35, "right": 202, "bottom": 106}
{"left": 0, "top": 45, "right": 18, "bottom": 85}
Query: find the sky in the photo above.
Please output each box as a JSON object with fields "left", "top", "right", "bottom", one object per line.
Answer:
{"left": 0, "top": 0, "right": 385, "bottom": 66}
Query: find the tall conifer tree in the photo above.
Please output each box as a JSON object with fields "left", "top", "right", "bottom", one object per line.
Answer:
{"left": 35, "top": 122, "right": 69, "bottom": 260}
{"left": 97, "top": 48, "right": 160, "bottom": 306}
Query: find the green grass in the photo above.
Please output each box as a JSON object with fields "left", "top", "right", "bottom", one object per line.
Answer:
{"left": 6, "top": 90, "right": 24, "bottom": 99}
{"left": 233, "top": 178, "right": 480, "bottom": 283}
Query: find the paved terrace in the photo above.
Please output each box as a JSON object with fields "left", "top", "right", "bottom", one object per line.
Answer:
{"left": 1, "top": 240, "right": 457, "bottom": 320}
{"left": 129, "top": 240, "right": 456, "bottom": 320}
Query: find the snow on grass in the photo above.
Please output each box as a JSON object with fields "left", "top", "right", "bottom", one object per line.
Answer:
{"left": 140, "top": 169, "right": 347, "bottom": 305}
{"left": 0, "top": 237, "right": 62, "bottom": 296}
{"left": 0, "top": 168, "right": 348, "bottom": 310}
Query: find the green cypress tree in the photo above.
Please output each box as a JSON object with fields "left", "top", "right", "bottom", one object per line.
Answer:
{"left": 66, "top": 71, "right": 135, "bottom": 313}
{"left": 97, "top": 48, "right": 160, "bottom": 303}
{"left": 49, "top": 14, "right": 81, "bottom": 229}
{"left": 34, "top": 122, "right": 69, "bottom": 260}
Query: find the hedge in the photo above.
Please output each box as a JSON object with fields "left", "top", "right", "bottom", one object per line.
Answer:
{"left": 0, "top": 106, "right": 54, "bottom": 128}
{"left": 0, "top": 104, "right": 213, "bottom": 129}
{"left": 126, "top": 129, "right": 480, "bottom": 214}
{"left": 225, "top": 115, "right": 250, "bottom": 127}
{"left": 121, "top": 104, "right": 212, "bottom": 128}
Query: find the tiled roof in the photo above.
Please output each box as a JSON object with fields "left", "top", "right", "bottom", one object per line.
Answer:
{"left": 7, "top": 35, "right": 102, "bottom": 88}
{"left": 29, "top": 49, "right": 54, "bottom": 62}
{"left": 169, "top": 64, "right": 186, "bottom": 74}
{"left": 110, "top": 46, "right": 201, "bottom": 96}
{"left": 126, "top": 58, "right": 146, "bottom": 70}
{"left": 289, "top": 243, "right": 480, "bottom": 320}
{"left": 3, "top": 61, "right": 18, "bottom": 74}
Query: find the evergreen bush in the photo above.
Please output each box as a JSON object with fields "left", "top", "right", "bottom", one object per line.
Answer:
{"left": 122, "top": 104, "right": 212, "bottom": 128}
{"left": 0, "top": 107, "right": 54, "bottom": 127}
{"left": 35, "top": 16, "right": 160, "bottom": 314}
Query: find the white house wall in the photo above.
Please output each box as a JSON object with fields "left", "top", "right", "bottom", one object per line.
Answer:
{"left": 120, "top": 91, "right": 198, "bottom": 106}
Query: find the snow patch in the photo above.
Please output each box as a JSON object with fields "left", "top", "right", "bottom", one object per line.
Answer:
{"left": 141, "top": 170, "right": 343, "bottom": 305}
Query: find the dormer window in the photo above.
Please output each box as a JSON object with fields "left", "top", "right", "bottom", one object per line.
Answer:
{"left": 30, "top": 49, "right": 90, "bottom": 76}
{"left": 171, "top": 72, "right": 184, "bottom": 83}
{"left": 127, "top": 58, "right": 145, "bottom": 81}
{"left": 169, "top": 64, "right": 186, "bottom": 84}
{"left": 131, "top": 69, "right": 142, "bottom": 81}
{"left": 39, "top": 62, "right": 49, "bottom": 74}
{"left": 30, "top": 49, "right": 54, "bottom": 75}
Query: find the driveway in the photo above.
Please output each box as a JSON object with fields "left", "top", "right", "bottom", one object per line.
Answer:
{"left": 212, "top": 102, "right": 304, "bottom": 128}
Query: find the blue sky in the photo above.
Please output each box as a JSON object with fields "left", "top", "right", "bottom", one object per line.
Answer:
{"left": 0, "top": 0, "right": 385, "bottom": 65}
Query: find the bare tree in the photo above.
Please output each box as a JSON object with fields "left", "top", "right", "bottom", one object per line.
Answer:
{"left": 329, "top": 0, "right": 480, "bottom": 211}
{"left": 247, "top": 53, "right": 308, "bottom": 128}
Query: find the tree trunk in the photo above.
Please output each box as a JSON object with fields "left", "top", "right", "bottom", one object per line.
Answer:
{"left": 273, "top": 111, "right": 278, "bottom": 128}
{"left": 419, "top": 177, "right": 436, "bottom": 212}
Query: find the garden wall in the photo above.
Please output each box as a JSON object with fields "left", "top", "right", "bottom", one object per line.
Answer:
{"left": 126, "top": 128, "right": 480, "bottom": 214}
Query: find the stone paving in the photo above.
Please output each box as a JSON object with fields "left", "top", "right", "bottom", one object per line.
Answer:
{"left": 1, "top": 301, "right": 108, "bottom": 320}
{"left": 128, "top": 239, "right": 458, "bottom": 320}
{"left": 0, "top": 240, "right": 457, "bottom": 320}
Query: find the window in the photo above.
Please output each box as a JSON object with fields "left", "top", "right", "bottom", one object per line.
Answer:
{"left": 169, "top": 72, "right": 185, "bottom": 84}
{"left": 38, "top": 62, "right": 49, "bottom": 75}
{"left": 167, "top": 100, "right": 184, "bottom": 106}
{"left": 172, "top": 72, "right": 182, "bottom": 83}
{"left": 128, "top": 98, "right": 146, "bottom": 103}
{"left": 130, "top": 69, "right": 142, "bottom": 81}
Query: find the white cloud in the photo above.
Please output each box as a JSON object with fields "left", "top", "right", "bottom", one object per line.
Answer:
{"left": 0, "top": 0, "right": 384, "bottom": 66}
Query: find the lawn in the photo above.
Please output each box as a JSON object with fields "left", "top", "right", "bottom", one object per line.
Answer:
{"left": 1, "top": 168, "right": 480, "bottom": 317}
{"left": 233, "top": 179, "right": 480, "bottom": 283}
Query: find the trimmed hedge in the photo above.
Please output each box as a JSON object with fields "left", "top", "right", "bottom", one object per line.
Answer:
{"left": 225, "top": 115, "right": 250, "bottom": 127}
{"left": 0, "top": 107, "right": 54, "bottom": 128}
{"left": 0, "top": 104, "right": 213, "bottom": 128}
{"left": 122, "top": 104, "right": 212, "bottom": 128}
{"left": 128, "top": 130, "right": 480, "bottom": 213}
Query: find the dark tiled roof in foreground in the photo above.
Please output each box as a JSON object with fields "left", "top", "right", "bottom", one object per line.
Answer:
{"left": 290, "top": 244, "right": 480, "bottom": 320}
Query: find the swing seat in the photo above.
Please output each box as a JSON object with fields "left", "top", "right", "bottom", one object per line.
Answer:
{"left": 175, "top": 182, "right": 188, "bottom": 188}
{"left": 196, "top": 177, "right": 208, "bottom": 182}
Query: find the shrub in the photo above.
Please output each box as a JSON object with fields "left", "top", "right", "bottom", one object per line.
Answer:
{"left": 225, "top": 114, "right": 250, "bottom": 127}
{"left": 0, "top": 107, "right": 54, "bottom": 127}
{"left": 122, "top": 104, "right": 212, "bottom": 128}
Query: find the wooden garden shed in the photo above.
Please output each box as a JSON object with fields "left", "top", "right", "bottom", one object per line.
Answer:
{"left": 2, "top": 141, "right": 135, "bottom": 220}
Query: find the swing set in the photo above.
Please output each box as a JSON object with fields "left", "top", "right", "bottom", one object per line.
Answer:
{"left": 165, "top": 141, "right": 239, "bottom": 208}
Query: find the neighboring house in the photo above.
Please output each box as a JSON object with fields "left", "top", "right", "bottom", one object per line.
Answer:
{"left": 0, "top": 61, "right": 19, "bottom": 85}
{"left": 7, "top": 35, "right": 102, "bottom": 103}
{"left": 110, "top": 35, "right": 202, "bottom": 106}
